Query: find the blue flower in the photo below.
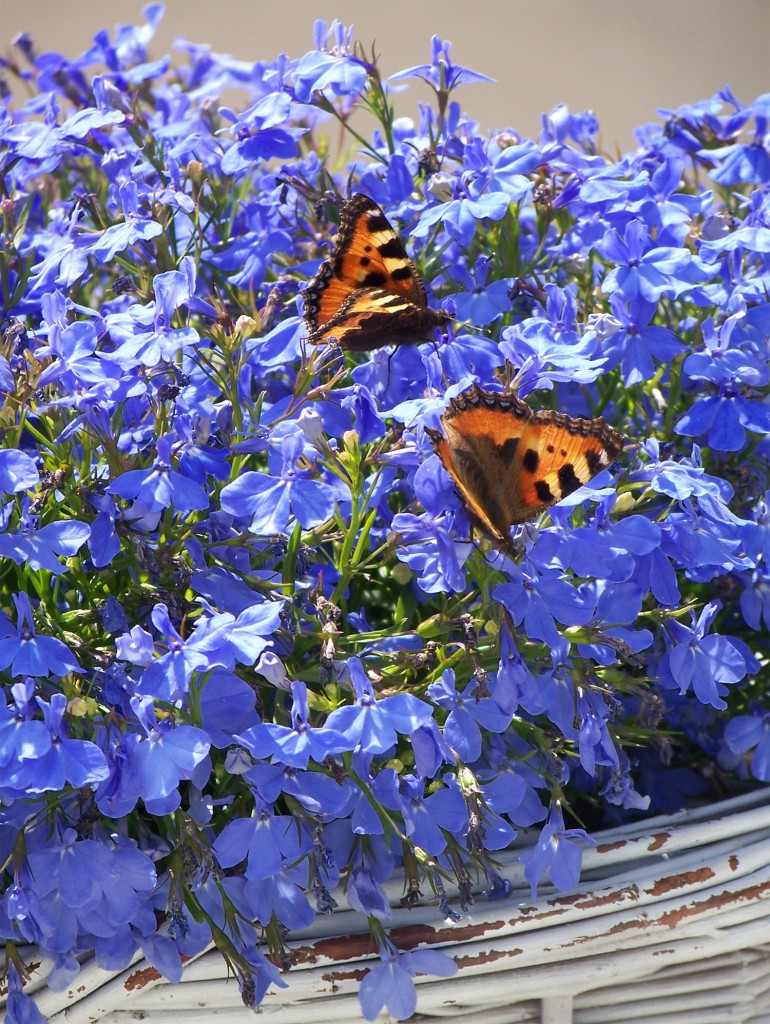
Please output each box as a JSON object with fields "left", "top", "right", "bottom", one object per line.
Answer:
{"left": 3, "top": 962, "right": 47, "bottom": 1024}
{"left": 243, "top": 871, "right": 315, "bottom": 931}
{"left": 0, "top": 501, "right": 90, "bottom": 574}
{"left": 0, "top": 681, "right": 52, "bottom": 788}
{"left": 359, "top": 938, "right": 457, "bottom": 1022}
{"left": 124, "top": 696, "right": 211, "bottom": 814}
{"left": 559, "top": 499, "right": 661, "bottom": 583}
{"left": 397, "top": 772, "right": 468, "bottom": 855}
{"left": 3, "top": 691, "right": 108, "bottom": 794}
{"left": 390, "top": 35, "right": 493, "bottom": 91}
{"left": 220, "top": 432, "right": 336, "bottom": 534}
{"left": 325, "top": 658, "right": 434, "bottom": 755}
{"left": 600, "top": 220, "right": 710, "bottom": 301}
{"left": 392, "top": 508, "right": 472, "bottom": 594}
{"left": 519, "top": 803, "right": 596, "bottom": 898}
{"left": 88, "top": 181, "right": 163, "bottom": 262}
{"left": 130, "top": 603, "right": 209, "bottom": 701}
{"left": 215, "top": 808, "right": 298, "bottom": 881}
{"left": 659, "top": 602, "right": 747, "bottom": 710}
{"left": 723, "top": 713, "right": 770, "bottom": 781}
{"left": 681, "top": 315, "right": 769, "bottom": 387}
{"left": 494, "top": 563, "right": 595, "bottom": 647}
{"left": 108, "top": 433, "right": 209, "bottom": 513}
{"left": 220, "top": 94, "right": 305, "bottom": 172}
{"left": 107, "top": 261, "right": 202, "bottom": 369}
{"left": 293, "top": 20, "right": 369, "bottom": 101}
{"left": 236, "top": 681, "right": 349, "bottom": 768}
{"left": 601, "top": 296, "right": 684, "bottom": 385}
{"left": 428, "top": 670, "right": 511, "bottom": 762}
{"left": 0, "top": 593, "right": 80, "bottom": 678}
{"left": 413, "top": 190, "right": 510, "bottom": 247}
{"left": 740, "top": 570, "right": 770, "bottom": 631}
{"left": 675, "top": 315, "right": 770, "bottom": 450}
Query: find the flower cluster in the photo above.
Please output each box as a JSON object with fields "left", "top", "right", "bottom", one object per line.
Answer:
{"left": 1, "top": 6, "right": 769, "bottom": 1021}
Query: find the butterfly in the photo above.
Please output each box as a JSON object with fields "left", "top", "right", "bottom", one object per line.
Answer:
{"left": 303, "top": 193, "right": 451, "bottom": 351}
{"left": 427, "top": 384, "right": 624, "bottom": 545}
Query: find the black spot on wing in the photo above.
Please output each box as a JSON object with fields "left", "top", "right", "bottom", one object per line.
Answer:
{"left": 367, "top": 214, "right": 390, "bottom": 233}
{"left": 535, "top": 480, "right": 554, "bottom": 503}
{"left": 378, "top": 238, "right": 406, "bottom": 259}
{"left": 522, "top": 448, "right": 539, "bottom": 474}
{"left": 361, "top": 271, "right": 388, "bottom": 288}
{"left": 390, "top": 266, "right": 414, "bottom": 282}
{"left": 557, "top": 463, "right": 582, "bottom": 496}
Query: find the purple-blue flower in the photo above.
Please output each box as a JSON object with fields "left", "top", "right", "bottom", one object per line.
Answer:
{"left": 519, "top": 803, "right": 596, "bottom": 898}
{"left": 359, "top": 938, "right": 457, "bottom": 1022}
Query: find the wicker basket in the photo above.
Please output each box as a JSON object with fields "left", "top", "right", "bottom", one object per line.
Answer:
{"left": 12, "top": 790, "right": 770, "bottom": 1024}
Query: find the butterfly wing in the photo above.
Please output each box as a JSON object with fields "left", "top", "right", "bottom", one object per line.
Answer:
{"left": 330, "top": 194, "right": 428, "bottom": 306}
{"left": 313, "top": 287, "right": 449, "bottom": 351}
{"left": 430, "top": 386, "right": 624, "bottom": 542}
{"left": 304, "top": 194, "right": 434, "bottom": 342}
{"left": 515, "top": 409, "right": 624, "bottom": 520}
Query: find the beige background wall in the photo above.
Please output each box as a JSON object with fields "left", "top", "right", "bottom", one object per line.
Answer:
{"left": 1, "top": 0, "right": 768, "bottom": 149}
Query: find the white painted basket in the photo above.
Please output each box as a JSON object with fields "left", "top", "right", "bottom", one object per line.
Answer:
{"left": 11, "top": 789, "right": 770, "bottom": 1024}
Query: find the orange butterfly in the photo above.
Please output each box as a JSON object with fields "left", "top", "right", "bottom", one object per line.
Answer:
{"left": 304, "top": 194, "right": 450, "bottom": 351}
{"left": 428, "top": 384, "right": 624, "bottom": 545}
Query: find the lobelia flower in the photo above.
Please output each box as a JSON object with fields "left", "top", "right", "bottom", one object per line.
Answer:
{"left": 359, "top": 936, "right": 457, "bottom": 1022}
{"left": 118, "top": 695, "right": 211, "bottom": 814}
{"left": 427, "top": 669, "right": 511, "bottom": 762}
{"left": 3, "top": 962, "right": 47, "bottom": 1024}
{"left": 0, "top": 500, "right": 90, "bottom": 574}
{"left": 0, "top": 594, "right": 81, "bottom": 679}
{"left": 600, "top": 295, "right": 685, "bottom": 385}
{"left": 390, "top": 35, "right": 493, "bottom": 91}
{"left": 723, "top": 712, "right": 770, "bottom": 782}
{"left": 108, "top": 433, "right": 209, "bottom": 514}
{"left": 292, "top": 19, "right": 370, "bottom": 102}
{"left": 220, "top": 431, "right": 336, "bottom": 534}
{"left": 519, "top": 803, "right": 597, "bottom": 899}
{"left": 658, "top": 602, "right": 748, "bottom": 710}
{"left": 236, "top": 680, "right": 349, "bottom": 768}
{"left": 494, "top": 562, "right": 596, "bottom": 648}
{"left": 599, "top": 219, "right": 711, "bottom": 301}
{"left": 325, "top": 657, "right": 435, "bottom": 755}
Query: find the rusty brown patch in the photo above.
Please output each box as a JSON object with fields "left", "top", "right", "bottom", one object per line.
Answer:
{"left": 291, "top": 947, "right": 318, "bottom": 966}
{"left": 595, "top": 840, "right": 627, "bottom": 854}
{"left": 294, "top": 919, "right": 505, "bottom": 966}
{"left": 570, "top": 886, "right": 639, "bottom": 909}
{"left": 646, "top": 831, "right": 672, "bottom": 852}
{"left": 454, "top": 948, "right": 518, "bottom": 969}
{"left": 322, "top": 968, "right": 367, "bottom": 984}
{"left": 561, "top": 915, "right": 652, "bottom": 947}
{"left": 517, "top": 905, "right": 564, "bottom": 921}
{"left": 124, "top": 966, "right": 162, "bottom": 991}
{"left": 392, "top": 921, "right": 504, "bottom": 948}
{"left": 299, "top": 933, "right": 374, "bottom": 962}
{"left": 649, "top": 867, "right": 715, "bottom": 896}
{"left": 729, "top": 855, "right": 739, "bottom": 872}
{"left": 658, "top": 880, "right": 770, "bottom": 928}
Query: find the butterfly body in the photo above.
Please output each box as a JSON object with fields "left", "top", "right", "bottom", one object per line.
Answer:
{"left": 304, "top": 194, "right": 450, "bottom": 351}
{"left": 427, "top": 384, "right": 624, "bottom": 544}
